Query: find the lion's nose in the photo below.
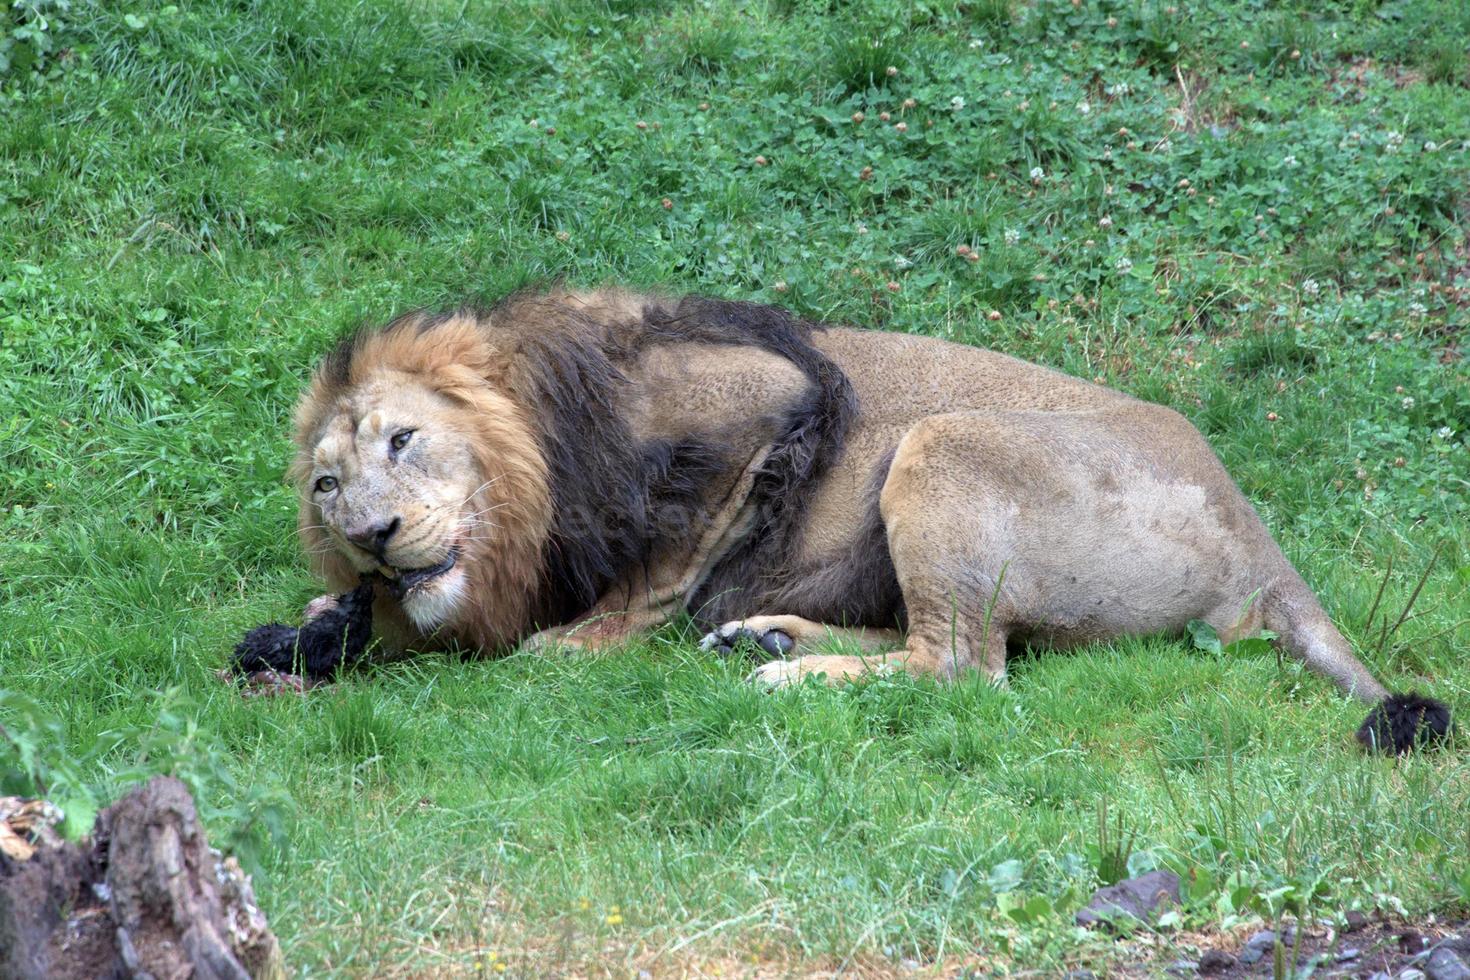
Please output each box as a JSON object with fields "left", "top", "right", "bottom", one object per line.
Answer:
{"left": 345, "top": 517, "right": 401, "bottom": 560}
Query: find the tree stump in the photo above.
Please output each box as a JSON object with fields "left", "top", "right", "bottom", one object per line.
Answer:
{"left": 0, "top": 776, "right": 283, "bottom": 980}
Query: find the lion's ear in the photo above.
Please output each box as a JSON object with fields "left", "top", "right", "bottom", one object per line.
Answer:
{"left": 416, "top": 315, "right": 509, "bottom": 388}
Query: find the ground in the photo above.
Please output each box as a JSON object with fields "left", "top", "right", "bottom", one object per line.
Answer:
{"left": 1, "top": 0, "right": 1468, "bottom": 975}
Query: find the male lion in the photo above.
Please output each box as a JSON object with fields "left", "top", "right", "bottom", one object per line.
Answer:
{"left": 290, "top": 287, "right": 1449, "bottom": 751}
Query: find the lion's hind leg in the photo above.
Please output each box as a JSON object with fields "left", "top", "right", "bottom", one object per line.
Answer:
{"left": 746, "top": 415, "right": 1020, "bottom": 690}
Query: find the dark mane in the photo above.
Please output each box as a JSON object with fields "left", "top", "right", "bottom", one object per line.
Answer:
{"left": 489, "top": 291, "right": 860, "bottom": 628}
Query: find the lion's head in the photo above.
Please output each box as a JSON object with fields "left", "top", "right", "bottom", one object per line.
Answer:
{"left": 290, "top": 311, "right": 553, "bottom": 649}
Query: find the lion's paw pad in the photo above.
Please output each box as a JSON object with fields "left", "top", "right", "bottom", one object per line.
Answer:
{"left": 698, "top": 623, "right": 794, "bottom": 659}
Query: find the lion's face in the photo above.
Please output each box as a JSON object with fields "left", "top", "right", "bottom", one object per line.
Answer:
{"left": 294, "top": 313, "right": 556, "bottom": 650}
{"left": 301, "top": 370, "right": 485, "bottom": 630}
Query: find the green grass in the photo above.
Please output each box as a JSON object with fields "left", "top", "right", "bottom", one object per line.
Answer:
{"left": 2, "top": 0, "right": 1469, "bottom": 974}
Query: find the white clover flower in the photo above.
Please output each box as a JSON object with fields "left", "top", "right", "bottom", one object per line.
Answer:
{"left": 1076, "top": 100, "right": 1091, "bottom": 116}
{"left": 1283, "top": 154, "right": 1299, "bottom": 167}
{"left": 1401, "top": 396, "right": 1415, "bottom": 410}
{"left": 1385, "top": 130, "right": 1404, "bottom": 152}
{"left": 893, "top": 255, "right": 912, "bottom": 270}
{"left": 1408, "top": 301, "right": 1427, "bottom": 316}
{"left": 1103, "top": 146, "right": 1113, "bottom": 160}
{"left": 1105, "top": 82, "right": 1131, "bottom": 97}
{"left": 1029, "top": 166, "right": 1044, "bottom": 180}
{"left": 856, "top": 223, "right": 869, "bottom": 235}
{"left": 969, "top": 38, "right": 984, "bottom": 49}
{"left": 1115, "top": 257, "right": 1133, "bottom": 273}
{"left": 1157, "top": 138, "right": 1173, "bottom": 153}
{"left": 1301, "top": 278, "right": 1320, "bottom": 296}
{"left": 1438, "top": 426, "right": 1455, "bottom": 439}
{"left": 1004, "top": 228, "right": 1021, "bottom": 245}
{"left": 951, "top": 95, "right": 966, "bottom": 111}
{"left": 1423, "top": 140, "right": 1438, "bottom": 152}
{"left": 1098, "top": 215, "right": 1113, "bottom": 228}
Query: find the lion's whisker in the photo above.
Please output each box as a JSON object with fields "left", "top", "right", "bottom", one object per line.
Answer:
{"left": 461, "top": 501, "right": 512, "bottom": 521}
{"left": 456, "top": 477, "right": 502, "bottom": 508}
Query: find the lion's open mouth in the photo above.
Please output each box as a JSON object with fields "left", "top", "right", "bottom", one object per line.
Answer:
{"left": 385, "top": 547, "right": 460, "bottom": 598}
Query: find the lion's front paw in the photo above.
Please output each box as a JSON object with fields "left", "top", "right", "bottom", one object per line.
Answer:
{"left": 747, "top": 654, "right": 896, "bottom": 689}
{"left": 520, "top": 628, "right": 584, "bottom": 654}
{"left": 303, "top": 594, "right": 340, "bottom": 623}
{"left": 699, "top": 622, "right": 795, "bottom": 659}
{"left": 748, "top": 658, "right": 806, "bottom": 689}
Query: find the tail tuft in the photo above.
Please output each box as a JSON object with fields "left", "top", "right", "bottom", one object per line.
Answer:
{"left": 1356, "top": 692, "right": 1452, "bottom": 754}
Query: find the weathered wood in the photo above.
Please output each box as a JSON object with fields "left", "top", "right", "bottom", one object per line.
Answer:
{"left": 0, "top": 777, "right": 283, "bottom": 980}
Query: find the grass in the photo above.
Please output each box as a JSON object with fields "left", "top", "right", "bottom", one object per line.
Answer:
{"left": 2, "top": 0, "right": 1469, "bottom": 974}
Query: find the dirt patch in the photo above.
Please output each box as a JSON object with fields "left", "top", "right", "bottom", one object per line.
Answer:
{"left": 0, "top": 776, "right": 283, "bottom": 979}
{"left": 1328, "top": 58, "right": 1424, "bottom": 99}
{"left": 1119, "top": 914, "right": 1470, "bottom": 978}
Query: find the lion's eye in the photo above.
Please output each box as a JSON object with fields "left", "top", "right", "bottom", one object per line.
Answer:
{"left": 314, "top": 475, "right": 338, "bottom": 494}
{"left": 389, "top": 429, "right": 414, "bottom": 453}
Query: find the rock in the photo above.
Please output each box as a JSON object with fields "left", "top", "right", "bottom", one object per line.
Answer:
{"left": 1426, "top": 948, "right": 1470, "bottom": 980}
{"left": 0, "top": 776, "right": 283, "bottom": 980}
{"left": 1338, "top": 946, "right": 1363, "bottom": 962}
{"left": 1239, "top": 930, "right": 1278, "bottom": 965}
{"left": 1075, "top": 871, "right": 1182, "bottom": 929}
{"left": 1344, "top": 910, "right": 1370, "bottom": 932}
{"left": 1400, "top": 970, "right": 1427, "bottom": 980}
{"left": 1063, "top": 971, "right": 1097, "bottom": 980}
{"left": 1165, "top": 960, "right": 1199, "bottom": 976}
{"left": 1198, "top": 949, "right": 1236, "bottom": 974}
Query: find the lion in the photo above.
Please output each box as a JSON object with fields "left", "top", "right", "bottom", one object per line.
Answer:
{"left": 289, "top": 286, "right": 1450, "bottom": 752}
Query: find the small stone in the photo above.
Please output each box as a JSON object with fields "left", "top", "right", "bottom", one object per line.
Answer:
{"left": 1401, "top": 970, "right": 1427, "bottom": 980}
{"left": 1165, "top": 961, "right": 1199, "bottom": 976}
{"left": 1337, "top": 947, "right": 1362, "bottom": 961}
{"left": 1426, "top": 948, "right": 1470, "bottom": 980}
{"left": 1198, "top": 949, "right": 1235, "bottom": 974}
{"left": 1240, "top": 930, "right": 1277, "bottom": 965}
{"left": 1063, "top": 972, "right": 1097, "bottom": 980}
{"left": 1075, "top": 871, "right": 1182, "bottom": 929}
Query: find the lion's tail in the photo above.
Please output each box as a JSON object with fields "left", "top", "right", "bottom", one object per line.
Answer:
{"left": 1263, "top": 579, "right": 1452, "bottom": 754}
